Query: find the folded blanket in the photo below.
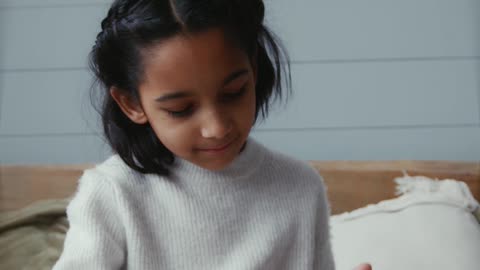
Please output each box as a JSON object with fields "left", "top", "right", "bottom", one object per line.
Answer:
{"left": 0, "top": 198, "right": 71, "bottom": 270}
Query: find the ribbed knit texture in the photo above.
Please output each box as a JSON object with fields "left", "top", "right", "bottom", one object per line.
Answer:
{"left": 52, "top": 138, "right": 335, "bottom": 270}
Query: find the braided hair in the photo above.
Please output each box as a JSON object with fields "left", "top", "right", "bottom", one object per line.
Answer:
{"left": 89, "top": 0, "right": 291, "bottom": 176}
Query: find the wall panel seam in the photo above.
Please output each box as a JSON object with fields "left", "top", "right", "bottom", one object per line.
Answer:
{"left": 1, "top": 124, "right": 479, "bottom": 138}
{"left": 254, "top": 123, "right": 479, "bottom": 133}
{"left": 291, "top": 56, "right": 480, "bottom": 65}
{"left": 2, "top": 57, "right": 480, "bottom": 73}
{"left": 0, "top": 3, "right": 108, "bottom": 9}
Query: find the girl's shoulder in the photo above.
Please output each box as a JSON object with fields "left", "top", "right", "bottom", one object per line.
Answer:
{"left": 71, "top": 155, "right": 163, "bottom": 209}
{"left": 79, "top": 155, "right": 148, "bottom": 191}
{"left": 83, "top": 155, "right": 130, "bottom": 178}
{"left": 262, "top": 143, "right": 317, "bottom": 171}
{"left": 260, "top": 143, "right": 323, "bottom": 184}
{"left": 258, "top": 143, "right": 328, "bottom": 202}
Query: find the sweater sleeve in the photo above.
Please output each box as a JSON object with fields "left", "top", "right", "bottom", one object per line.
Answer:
{"left": 52, "top": 170, "right": 126, "bottom": 270}
{"left": 313, "top": 175, "right": 336, "bottom": 270}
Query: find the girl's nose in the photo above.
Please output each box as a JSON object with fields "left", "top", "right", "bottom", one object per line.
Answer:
{"left": 200, "top": 109, "right": 232, "bottom": 139}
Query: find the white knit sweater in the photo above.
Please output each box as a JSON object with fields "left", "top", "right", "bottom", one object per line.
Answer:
{"left": 52, "top": 138, "right": 335, "bottom": 270}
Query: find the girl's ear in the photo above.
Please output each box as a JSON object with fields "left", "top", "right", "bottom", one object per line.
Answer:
{"left": 110, "top": 87, "right": 148, "bottom": 124}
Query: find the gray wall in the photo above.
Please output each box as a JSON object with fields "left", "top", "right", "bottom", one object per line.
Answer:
{"left": 1, "top": 0, "right": 479, "bottom": 164}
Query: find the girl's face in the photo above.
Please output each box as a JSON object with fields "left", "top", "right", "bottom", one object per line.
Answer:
{"left": 112, "top": 28, "right": 257, "bottom": 171}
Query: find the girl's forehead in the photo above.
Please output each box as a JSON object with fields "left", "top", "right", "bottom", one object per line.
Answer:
{"left": 140, "top": 29, "right": 251, "bottom": 90}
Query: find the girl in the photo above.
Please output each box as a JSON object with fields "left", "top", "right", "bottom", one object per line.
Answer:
{"left": 53, "top": 0, "right": 371, "bottom": 269}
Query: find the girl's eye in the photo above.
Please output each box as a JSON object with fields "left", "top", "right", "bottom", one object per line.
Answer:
{"left": 164, "top": 105, "right": 194, "bottom": 118}
{"left": 222, "top": 85, "right": 247, "bottom": 101}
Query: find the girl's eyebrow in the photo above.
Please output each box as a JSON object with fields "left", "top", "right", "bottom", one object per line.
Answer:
{"left": 155, "top": 68, "right": 249, "bottom": 103}
{"left": 155, "top": 92, "right": 192, "bottom": 102}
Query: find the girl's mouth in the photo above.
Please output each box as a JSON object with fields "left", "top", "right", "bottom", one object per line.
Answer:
{"left": 197, "top": 138, "right": 236, "bottom": 153}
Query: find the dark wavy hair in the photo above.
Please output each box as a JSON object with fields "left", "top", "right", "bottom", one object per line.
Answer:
{"left": 89, "top": 0, "right": 291, "bottom": 176}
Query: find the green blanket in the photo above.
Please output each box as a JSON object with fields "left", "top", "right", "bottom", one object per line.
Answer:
{"left": 0, "top": 199, "right": 70, "bottom": 270}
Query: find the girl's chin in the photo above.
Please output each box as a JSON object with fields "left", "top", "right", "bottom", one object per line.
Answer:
{"left": 197, "top": 156, "right": 236, "bottom": 171}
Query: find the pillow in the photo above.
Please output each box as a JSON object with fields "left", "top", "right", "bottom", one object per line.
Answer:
{"left": 329, "top": 175, "right": 480, "bottom": 270}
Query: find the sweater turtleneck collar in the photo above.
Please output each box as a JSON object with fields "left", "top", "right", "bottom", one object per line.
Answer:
{"left": 171, "top": 137, "right": 266, "bottom": 188}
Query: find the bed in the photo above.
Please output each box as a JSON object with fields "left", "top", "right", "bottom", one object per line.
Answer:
{"left": 1, "top": 160, "right": 479, "bottom": 269}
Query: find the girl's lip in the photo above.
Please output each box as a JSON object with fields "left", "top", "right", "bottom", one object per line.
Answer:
{"left": 198, "top": 139, "right": 235, "bottom": 152}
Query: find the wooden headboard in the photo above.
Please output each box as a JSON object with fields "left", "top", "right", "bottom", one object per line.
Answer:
{"left": 311, "top": 161, "right": 480, "bottom": 214}
{"left": 1, "top": 161, "right": 479, "bottom": 215}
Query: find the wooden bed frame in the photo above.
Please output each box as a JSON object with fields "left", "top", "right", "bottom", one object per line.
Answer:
{"left": 1, "top": 161, "right": 479, "bottom": 215}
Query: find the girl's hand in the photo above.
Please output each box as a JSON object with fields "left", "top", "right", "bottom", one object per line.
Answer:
{"left": 353, "top": 263, "right": 372, "bottom": 270}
